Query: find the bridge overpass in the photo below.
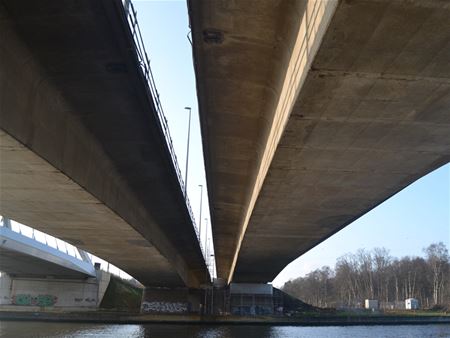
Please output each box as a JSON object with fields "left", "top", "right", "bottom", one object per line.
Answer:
{"left": 190, "top": 0, "right": 450, "bottom": 283}
{"left": 0, "top": 218, "right": 96, "bottom": 279}
{"left": 0, "top": 0, "right": 208, "bottom": 287}
{"left": 0, "top": 218, "right": 114, "bottom": 309}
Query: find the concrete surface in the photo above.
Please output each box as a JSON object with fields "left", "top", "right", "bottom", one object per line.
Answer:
{"left": 0, "top": 130, "right": 183, "bottom": 286}
{"left": 190, "top": 0, "right": 450, "bottom": 282}
{"left": 0, "top": 0, "right": 207, "bottom": 287}
{"left": 141, "top": 287, "right": 201, "bottom": 314}
{"left": 0, "top": 270, "right": 111, "bottom": 308}
{"left": 0, "top": 274, "right": 12, "bottom": 305}
{"left": 97, "top": 270, "right": 111, "bottom": 307}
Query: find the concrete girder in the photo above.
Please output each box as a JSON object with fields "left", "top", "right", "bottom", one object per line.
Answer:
{"left": 0, "top": 0, "right": 207, "bottom": 287}
{"left": 190, "top": 0, "right": 450, "bottom": 283}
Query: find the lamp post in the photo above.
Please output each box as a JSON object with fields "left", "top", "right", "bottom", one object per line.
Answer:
{"left": 184, "top": 107, "right": 192, "bottom": 197}
{"left": 198, "top": 184, "right": 203, "bottom": 241}
{"left": 203, "top": 218, "right": 209, "bottom": 314}
{"left": 210, "top": 254, "right": 215, "bottom": 315}
{"left": 204, "top": 218, "right": 209, "bottom": 267}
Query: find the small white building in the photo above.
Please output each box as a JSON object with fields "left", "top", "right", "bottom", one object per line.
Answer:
{"left": 405, "top": 298, "right": 419, "bottom": 310}
{"left": 365, "top": 299, "right": 378, "bottom": 310}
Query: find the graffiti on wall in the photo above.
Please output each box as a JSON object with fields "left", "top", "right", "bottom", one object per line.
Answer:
{"left": 141, "top": 301, "right": 188, "bottom": 313}
{"left": 12, "top": 294, "right": 57, "bottom": 306}
{"left": 74, "top": 297, "right": 96, "bottom": 303}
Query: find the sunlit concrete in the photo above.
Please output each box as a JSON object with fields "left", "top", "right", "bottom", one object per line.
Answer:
{"left": 190, "top": 0, "right": 450, "bottom": 282}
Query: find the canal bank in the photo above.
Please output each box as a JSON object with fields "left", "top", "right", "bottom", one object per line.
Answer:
{"left": 1, "top": 309, "right": 449, "bottom": 326}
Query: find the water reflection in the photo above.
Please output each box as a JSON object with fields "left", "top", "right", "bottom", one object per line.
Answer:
{"left": 1, "top": 321, "right": 450, "bottom": 338}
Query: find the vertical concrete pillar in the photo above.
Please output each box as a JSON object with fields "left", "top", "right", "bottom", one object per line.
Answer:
{"left": 95, "top": 270, "right": 111, "bottom": 306}
{"left": 0, "top": 273, "right": 12, "bottom": 305}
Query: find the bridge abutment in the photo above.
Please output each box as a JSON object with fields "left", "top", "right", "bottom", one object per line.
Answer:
{"left": 0, "top": 271, "right": 110, "bottom": 309}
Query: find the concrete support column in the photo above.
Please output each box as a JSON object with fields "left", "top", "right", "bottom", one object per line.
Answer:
{"left": 0, "top": 273, "right": 12, "bottom": 305}
{"left": 95, "top": 270, "right": 111, "bottom": 306}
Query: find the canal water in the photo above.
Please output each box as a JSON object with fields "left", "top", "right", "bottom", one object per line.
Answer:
{"left": 1, "top": 321, "right": 450, "bottom": 338}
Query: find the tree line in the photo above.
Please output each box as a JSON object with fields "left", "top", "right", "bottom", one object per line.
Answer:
{"left": 282, "top": 242, "right": 449, "bottom": 309}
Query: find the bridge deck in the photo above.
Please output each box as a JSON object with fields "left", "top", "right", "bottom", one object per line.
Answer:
{"left": 0, "top": 0, "right": 207, "bottom": 287}
{"left": 190, "top": 0, "right": 450, "bottom": 282}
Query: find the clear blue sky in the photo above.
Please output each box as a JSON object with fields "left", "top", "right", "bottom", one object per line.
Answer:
{"left": 133, "top": 0, "right": 216, "bottom": 272}
{"left": 133, "top": 1, "right": 450, "bottom": 286}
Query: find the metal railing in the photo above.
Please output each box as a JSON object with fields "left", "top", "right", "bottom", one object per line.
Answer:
{"left": 121, "top": 1, "right": 205, "bottom": 259}
{"left": 0, "top": 217, "right": 133, "bottom": 280}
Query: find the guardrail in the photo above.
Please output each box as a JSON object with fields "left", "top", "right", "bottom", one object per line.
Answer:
{"left": 121, "top": 1, "right": 206, "bottom": 262}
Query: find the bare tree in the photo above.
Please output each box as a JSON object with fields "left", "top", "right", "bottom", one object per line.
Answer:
{"left": 424, "top": 242, "right": 449, "bottom": 305}
{"left": 373, "top": 247, "right": 391, "bottom": 303}
{"left": 282, "top": 243, "right": 449, "bottom": 309}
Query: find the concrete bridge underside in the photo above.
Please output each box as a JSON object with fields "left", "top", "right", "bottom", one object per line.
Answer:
{"left": 0, "top": 220, "right": 96, "bottom": 279}
{"left": 0, "top": 0, "right": 207, "bottom": 287}
{"left": 190, "top": 0, "right": 450, "bottom": 282}
{"left": 0, "top": 247, "right": 91, "bottom": 280}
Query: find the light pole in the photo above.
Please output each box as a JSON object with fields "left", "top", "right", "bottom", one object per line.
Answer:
{"left": 204, "top": 218, "right": 209, "bottom": 267}
{"left": 198, "top": 184, "right": 203, "bottom": 241}
{"left": 210, "top": 254, "right": 215, "bottom": 315}
{"left": 211, "top": 254, "right": 215, "bottom": 279}
{"left": 203, "top": 217, "right": 209, "bottom": 315}
{"left": 184, "top": 107, "right": 192, "bottom": 197}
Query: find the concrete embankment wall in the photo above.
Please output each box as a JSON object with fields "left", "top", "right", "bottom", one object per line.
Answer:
{"left": 0, "top": 271, "right": 111, "bottom": 308}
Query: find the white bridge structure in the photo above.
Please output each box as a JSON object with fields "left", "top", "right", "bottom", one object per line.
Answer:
{"left": 0, "top": 217, "right": 96, "bottom": 279}
{"left": 0, "top": 217, "right": 115, "bottom": 308}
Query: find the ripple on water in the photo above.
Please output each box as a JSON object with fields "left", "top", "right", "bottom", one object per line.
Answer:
{"left": 1, "top": 321, "right": 450, "bottom": 338}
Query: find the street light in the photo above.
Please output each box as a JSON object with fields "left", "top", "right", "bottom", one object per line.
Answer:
{"left": 184, "top": 107, "right": 192, "bottom": 197}
{"left": 198, "top": 184, "right": 203, "bottom": 241}
{"left": 210, "top": 254, "right": 215, "bottom": 279}
{"left": 203, "top": 217, "right": 209, "bottom": 315}
{"left": 210, "top": 253, "right": 215, "bottom": 315}
{"left": 204, "top": 218, "right": 209, "bottom": 265}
